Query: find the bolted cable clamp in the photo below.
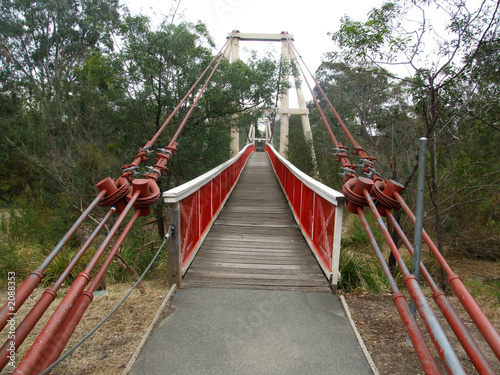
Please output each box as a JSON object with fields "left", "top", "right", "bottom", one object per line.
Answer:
{"left": 365, "top": 167, "right": 381, "bottom": 179}
{"left": 138, "top": 145, "right": 153, "bottom": 155}
{"left": 146, "top": 166, "right": 162, "bottom": 178}
{"left": 352, "top": 145, "right": 365, "bottom": 155}
{"left": 332, "top": 147, "right": 348, "bottom": 156}
{"left": 165, "top": 225, "right": 174, "bottom": 239}
{"left": 157, "top": 148, "right": 173, "bottom": 158}
{"left": 340, "top": 166, "right": 357, "bottom": 179}
{"left": 123, "top": 166, "right": 142, "bottom": 177}
{"left": 333, "top": 147, "right": 350, "bottom": 164}
{"left": 359, "top": 158, "right": 374, "bottom": 167}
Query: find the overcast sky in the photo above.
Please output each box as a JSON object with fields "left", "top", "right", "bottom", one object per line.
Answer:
{"left": 123, "top": 0, "right": 387, "bottom": 77}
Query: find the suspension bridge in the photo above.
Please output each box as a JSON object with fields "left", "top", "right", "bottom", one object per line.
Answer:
{"left": 0, "top": 32, "right": 499, "bottom": 375}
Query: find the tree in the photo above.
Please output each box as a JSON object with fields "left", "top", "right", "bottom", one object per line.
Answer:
{"left": 0, "top": 0, "right": 122, "bottom": 202}
{"left": 329, "top": 0, "right": 500, "bottom": 282}
{"left": 316, "top": 62, "right": 391, "bottom": 139}
{"left": 309, "top": 61, "right": 417, "bottom": 189}
{"left": 118, "top": 15, "right": 282, "bottom": 236}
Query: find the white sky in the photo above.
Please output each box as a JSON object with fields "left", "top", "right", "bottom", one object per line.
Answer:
{"left": 121, "top": 0, "right": 488, "bottom": 104}
{"left": 123, "top": 0, "right": 387, "bottom": 79}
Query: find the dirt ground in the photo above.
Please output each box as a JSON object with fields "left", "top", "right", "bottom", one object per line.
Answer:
{"left": 345, "top": 293, "right": 499, "bottom": 375}
{"left": 0, "top": 257, "right": 499, "bottom": 374}
{"left": 345, "top": 256, "right": 500, "bottom": 375}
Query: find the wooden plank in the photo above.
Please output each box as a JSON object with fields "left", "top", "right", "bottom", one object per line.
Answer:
{"left": 195, "top": 248, "right": 310, "bottom": 256}
{"left": 198, "top": 246, "right": 308, "bottom": 254}
{"left": 192, "top": 258, "right": 316, "bottom": 266}
{"left": 201, "top": 237, "right": 307, "bottom": 245}
{"left": 194, "top": 256, "right": 315, "bottom": 263}
{"left": 195, "top": 257, "right": 312, "bottom": 265}
{"left": 197, "top": 253, "right": 311, "bottom": 261}
{"left": 213, "top": 222, "right": 297, "bottom": 228}
{"left": 186, "top": 276, "right": 327, "bottom": 288}
{"left": 187, "top": 270, "right": 328, "bottom": 281}
{"left": 189, "top": 261, "right": 318, "bottom": 271}
{"left": 181, "top": 281, "right": 329, "bottom": 293}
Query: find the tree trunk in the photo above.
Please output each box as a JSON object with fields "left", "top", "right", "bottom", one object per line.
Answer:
{"left": 96, "top": 275, "right": 107, "bottom": 291}
{"left": 156, "top": 204, "right": 166, "bottom": 239}
{"left": 428, "top": 129, "right": 448, "bottom": 292}
{"left": 388, "top": 156, "right": 399, "bottom": 274}
{"left": 156, "top": 179, "right": 166, "bottom": 239}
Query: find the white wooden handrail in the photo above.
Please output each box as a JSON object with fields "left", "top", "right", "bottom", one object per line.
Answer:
{"left": 163, "top": 143, "right": 254, "bottom": 203}
{"left": 266, "top": 144, "right": 346, "bottom": 205}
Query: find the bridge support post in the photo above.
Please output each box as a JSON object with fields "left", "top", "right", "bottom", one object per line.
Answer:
{"left": 330, "top": 200, "right": 345, "bottom": 293}
{"left": 279, "top": 36, "right": 290, "bottom": 158}
{"left": 226, "top": 34, "right": 241, "bottom": 156}
{"left": 289, "top": 48, "right": 318, "bottom": 172}
{"left": 230, "top": 123, "right": 240, "bottom": 156}
{"left": 166, "top": 204, "right": 182, "bottom": 288}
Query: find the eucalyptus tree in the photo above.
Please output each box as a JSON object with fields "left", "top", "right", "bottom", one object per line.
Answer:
{"left": 119, "top": 16, "right": 282, "bottom": 182}
{"left": 119, "top": 15, "right": 282, "bottom": 235}
{"left": 329, "top": 0, "right": 500, "bottom": 277}
{"left": 0, "top": 0, "right": 122, "bottom": 202}
{"left": 308, "top": 61, "right": 416, "bottom": 189}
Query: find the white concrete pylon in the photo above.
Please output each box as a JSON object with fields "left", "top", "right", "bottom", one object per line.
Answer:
{"left": 225, "top": 31, "right": 317, "bottom": 168}
{"left": 248, "top": 123, "right": 255, "bottom": 145}
{"left": 289, "top": 47, "right": 318, "bottom": 172}
{"left": 279, "top": 37, "right": 290, "bottom": 158}
{"left": 265, "top": 118, "right": 271, "bottom": 145}
{"left": 226, "top": 34, "right": 241, "bottom": 156}
{"left": 230, "top": 115, "right": 240, "bottom": 156}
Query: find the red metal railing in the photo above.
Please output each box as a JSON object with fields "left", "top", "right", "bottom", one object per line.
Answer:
{"left": 265, "top": 144, "right": 345, "bottom": 288}
{"left": 164, "top": 144, "right": 255, "bottom": 272}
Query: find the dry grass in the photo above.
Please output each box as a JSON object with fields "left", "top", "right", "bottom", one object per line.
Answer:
{"left": 0, "top": 281, "right": 170, "bottom": 375}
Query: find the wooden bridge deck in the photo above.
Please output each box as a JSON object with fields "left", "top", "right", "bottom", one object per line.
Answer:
{"left": 182, "top": 152, "right": 330, "bottom": 292}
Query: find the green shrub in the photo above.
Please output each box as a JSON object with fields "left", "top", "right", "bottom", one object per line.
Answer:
{"left": 341, "top": 216, "right": 384, "bottom": 249}
{"left": 339, "top": 214, "right": 400, "bottom": 294}
{"left": 338, "top": 248, "right": 394, "bottom": 293}
{"left": 43, "top": 246, "right": 98, "bottom": 287}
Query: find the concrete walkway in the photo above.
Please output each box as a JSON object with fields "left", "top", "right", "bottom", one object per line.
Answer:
{"left": 130, "top": 288, "right": 373, "bottom": 375}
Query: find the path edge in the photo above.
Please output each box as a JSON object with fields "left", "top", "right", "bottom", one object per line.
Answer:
{"left": 121, "top": 283, "right": 178, "bottom": 375}
{"left": 340, "top": 295, "right": 379, "bottom": 375}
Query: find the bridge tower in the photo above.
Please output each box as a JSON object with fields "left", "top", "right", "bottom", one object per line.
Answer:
{"left": 224, "top": 33, "right": 241, "bottom": 156}
{"left": 247, "top": 118, "right": 271, "bottom": 151}
{"left": 225, "top": 31, "right": 317, "bottom": 164}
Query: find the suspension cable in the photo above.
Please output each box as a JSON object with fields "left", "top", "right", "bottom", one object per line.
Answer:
{"left": 122, "top": 32, "right": 236, "bottom": 178}
{"left": 286, "top": 34, "right": 367, "bottom": 155}
{"left": 285, "top": 33, "right": 379, "bottom": 179}
{"left": 0, "top": 190, "right": 106, "bottom": 332}
{"left": 385, "top": 208, "right": 496, "bottom": 374}
{"left": 5, "top": 31, "right": 239, "bottom": 375}
{"left": 395, "top": 191, "right": 500, "bottom": 360}
{"left": 0, "top": 207, "right": 116, "bottom": 371}
{"left": 38, "top": 227, "right": 174, "bottom": 375}
{"left": 356, "top": 207, "right": 441, "bottom": 375}
{"left": 284, "top": 35, "right": 356, "bottom": 180}
{"left": 146, "top": 38, "right": 234, "bottom": 181}
{"left": 168, "top": 42, "right": 232, "bottom": 148}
